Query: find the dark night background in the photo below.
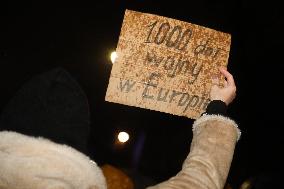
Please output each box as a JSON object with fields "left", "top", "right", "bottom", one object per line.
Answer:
{"left": 1, "top": 1, "right": 284, "bottom": 188}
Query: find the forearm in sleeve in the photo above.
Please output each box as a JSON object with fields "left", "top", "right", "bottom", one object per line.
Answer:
{"left": 147, "top": 114, "right": 240, "bottom": 189}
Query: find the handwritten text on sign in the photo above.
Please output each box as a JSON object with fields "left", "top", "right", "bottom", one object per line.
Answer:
{"left": 105, "top": 10, "right": 231, "bottom": 119}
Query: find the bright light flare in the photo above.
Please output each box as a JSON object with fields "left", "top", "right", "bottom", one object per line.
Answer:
{"left": 117, "top": 131, "right": 129, "bottom": 143}
{"left": 110, "top": 51, "right": 117, "bottom": 64}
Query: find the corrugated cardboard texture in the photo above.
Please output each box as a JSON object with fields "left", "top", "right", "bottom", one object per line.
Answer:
{"left": 105, "top": 10, "right": 231, "bottom": 119}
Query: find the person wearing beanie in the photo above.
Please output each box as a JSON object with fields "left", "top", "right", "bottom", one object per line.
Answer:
{"left": 0, "top": 67, "right": 240, "bottom": 189}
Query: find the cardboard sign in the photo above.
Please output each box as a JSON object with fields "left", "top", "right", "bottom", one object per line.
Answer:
{"left": 105, "top": 10, "right": 231, "bottom": 119}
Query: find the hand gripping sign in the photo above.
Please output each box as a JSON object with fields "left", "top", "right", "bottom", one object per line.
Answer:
{"left": 105, "top": 10, "right": 231, "bottom": 119}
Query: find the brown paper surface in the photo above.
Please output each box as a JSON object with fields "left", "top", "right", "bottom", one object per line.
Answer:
{"left": 105, "top": 10, "right": 231, "bottom": 119}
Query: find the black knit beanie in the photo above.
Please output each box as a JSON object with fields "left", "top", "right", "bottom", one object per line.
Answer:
{"left": 0, "top": 68, "right": 90, "bottom": 154}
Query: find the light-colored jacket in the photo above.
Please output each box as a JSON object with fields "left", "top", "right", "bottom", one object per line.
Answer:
{"left": 0, "top": 132, "right": 107, "bottom": 189}
{"left": 147, "top": 114, "right": 240, "bottom": 189}
{"left": 0, "top": 114, "right": 240, "bottom": 189}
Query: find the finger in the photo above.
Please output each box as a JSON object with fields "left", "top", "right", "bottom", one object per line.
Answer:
{"left": 219, "top": 67, "right": 235, "bottom": 87}
{"left": 210, "top": 84, "right": 219, "bottom": 92}
{"left": 220, "top": 66, "right": 227, "bottom": 70}
{"left": 223, "top": 80, "right": 228, "bottom": 87}
{"left": 211, "top": 77, "right": 219, "bottom": 85}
